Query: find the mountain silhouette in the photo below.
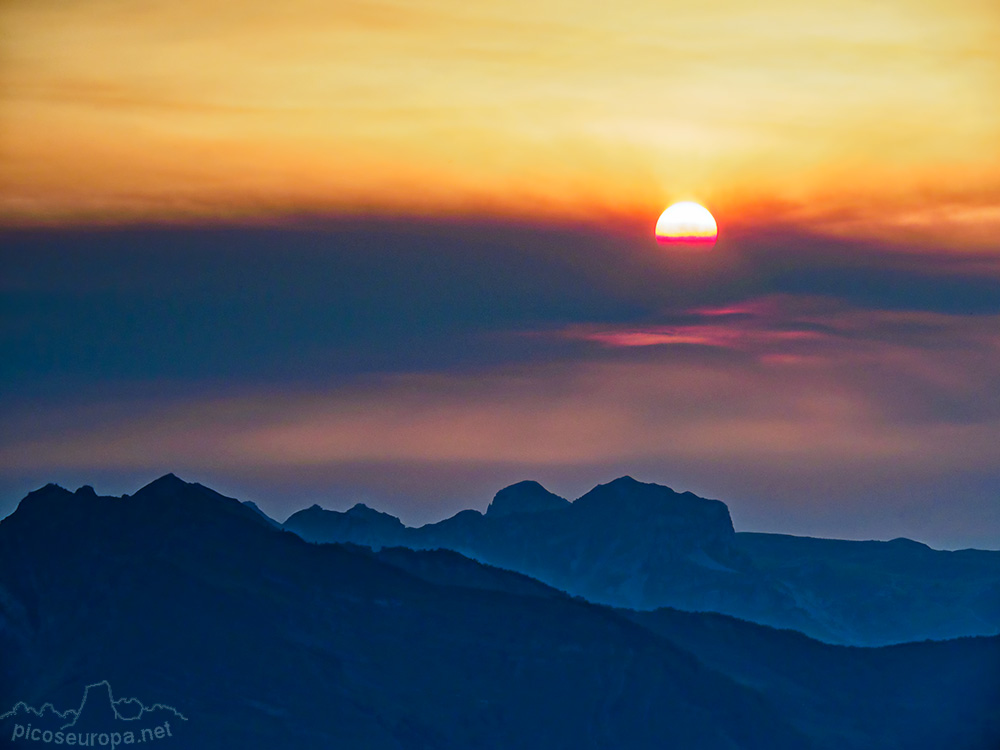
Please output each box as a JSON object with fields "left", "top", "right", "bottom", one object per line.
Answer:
{"left": 484, "top": 480, "right": 570, "bottom": 517}
{"left": 2, "top": 474, "right": 998, "bottom": 749}
{"left": 287, "top": 476, "right": 1000, "bottom": 645}
{"left": 0, "top": 476, "right": 805, "bottom": 749}
{"left": 285, "top": 501, "right": 406, "bottom": 550}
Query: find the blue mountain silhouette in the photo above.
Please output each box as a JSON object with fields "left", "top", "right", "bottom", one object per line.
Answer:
{"left": 1, "top": 474, "right": 998, "bottom": 749}
{"left": 285, "top": 475, "right": 1000, "bottom": 645}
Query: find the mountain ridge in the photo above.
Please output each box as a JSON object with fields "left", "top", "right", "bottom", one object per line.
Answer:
{"left": 8, "top": 474, "right": 1000, "bottom": 646}
{"left": 279, "top": 474, "right": 1000, "bottom": 645}
{"left": 0, "top": 473, "right": 811, "bottom": 749}
{"left": 2, "top": 473, "right": 998, "bottom": 749}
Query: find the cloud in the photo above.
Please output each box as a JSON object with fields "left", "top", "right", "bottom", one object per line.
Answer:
{"left": 3, "top": 0, "right": 999, "bottom": 231}
{"left": 2, "top": 222, "right": 1000, "bottom": 546}
{"left": 3, "top": 221, "right": 999, "bottom": 390}
{"left": 3, "top": 298, "right": 1000, "bottom": 543}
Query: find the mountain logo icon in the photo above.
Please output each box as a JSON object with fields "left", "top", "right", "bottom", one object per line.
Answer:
{"left": 2, "top": 681, "right": 187, "bottom": 747}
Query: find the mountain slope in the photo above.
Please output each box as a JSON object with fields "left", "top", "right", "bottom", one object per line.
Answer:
{"left": 284, "top": 502, "right": 407, "bottom": 549}
{"left": 622, "top": 607, "right": 1000, "bottom": 750}
{"left": 734, "top": 531, "right": 1000, "bottom": 643}
{"left": 286, "top": 476, "right": 1000, "bottom": 645}
{"left": 0, "top": 476, "right": 810, "bottom": 750}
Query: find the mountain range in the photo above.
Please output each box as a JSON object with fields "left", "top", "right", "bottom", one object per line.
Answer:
{"left": 0, "top": 474, "right": 998, "bottom": 749}
{"left": 283, "top": 476, "right": 1000, "bottom": 645}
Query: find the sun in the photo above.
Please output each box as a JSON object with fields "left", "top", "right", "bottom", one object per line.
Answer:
{"left": 655, "top": 202, "right": 718, "bottom": 247}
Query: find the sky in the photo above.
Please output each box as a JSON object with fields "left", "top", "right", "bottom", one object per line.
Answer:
{"left": 1, "top": 0, "right": 999, "bottom": 548}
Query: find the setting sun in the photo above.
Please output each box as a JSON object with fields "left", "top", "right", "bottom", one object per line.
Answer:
{"left": 3, "top": 0, "right": 1000, "bottom": 744}
{"left": 655, "top": 202, "right": 718, "bottom": 246}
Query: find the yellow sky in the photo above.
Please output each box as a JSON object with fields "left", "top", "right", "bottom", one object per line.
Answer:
{"left": 2, "top": 0, "right": 999, "bottom": 242}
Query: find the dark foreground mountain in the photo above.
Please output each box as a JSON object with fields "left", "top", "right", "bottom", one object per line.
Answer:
{"left": 285, "top": 476, "right": 1000, "bottom": 645}
{"left": 622, "top": 608, "right": 1000, "bottom": 749}
{"left": 1, "top": 475, "right": 999, "bottom": 749}
{"left": 0, "top": 476, "right": 805, "bottom": 749}
{"left": 364, "top": 543, "right": 1000, "bottom": 749}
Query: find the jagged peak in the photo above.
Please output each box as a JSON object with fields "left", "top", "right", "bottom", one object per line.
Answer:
{"left": 573, "top": 478, "right": 732, "bottom": 531}
{"left": 124, "top": 473, "right": 200, "bottom": 503}
{"left": 346, "top": 503, "right": 404, "bottom": 525}
{"left": 604, "top": 476, "right": 664, "bottom": 492}
{"left": 17, "top": 483, "right": 74, "bottom": 508}
{"left": 284, "top": 502, "right": 404, "bottom": 529}
{"left": 5, "top": 483, "right": 74, "bottom": 521}
{"left": 347, "top": 502, "right": 375, "bottom": 513}
{"left": 139, "top": 473, "right": 188, "bottom": 491}
{"left": 504, "top": 480, "right": 548, "bottom": 492}
{"left": 581, "top": 476, "right": 687, "bottom": 498}
{"left": 6, "top": 474, "right": 274, "bottom": 537}
{"left": 610, "top": 475, "right": 640, "bottom": 485}
{"left": 123, "top": 474, "right": 272, "bottom": 529}
{"left": 487, "top": 480, "right": 569, "bottom": 518}
{"left": 33, "top": 482, "right": 70, "bottom": 495}
{"left": 131, "top": 473, "right": 212, "bottom": 503}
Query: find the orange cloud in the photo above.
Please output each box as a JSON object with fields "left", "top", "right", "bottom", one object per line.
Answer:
{"left": 1, "top": 0, "right": 998, "bottom": 244}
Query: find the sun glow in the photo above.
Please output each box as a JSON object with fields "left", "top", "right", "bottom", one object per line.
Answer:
{"left": 655, "top": 202, "right": 719, "bottom": 247}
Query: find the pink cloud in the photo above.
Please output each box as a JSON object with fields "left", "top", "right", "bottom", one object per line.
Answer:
{"left": 3, "top": 301, "right": 1000, "bottom": 545}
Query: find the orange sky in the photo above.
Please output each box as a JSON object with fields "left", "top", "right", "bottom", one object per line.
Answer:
{"left": 2, "top": 0, "right": 999, "bottom": 244}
